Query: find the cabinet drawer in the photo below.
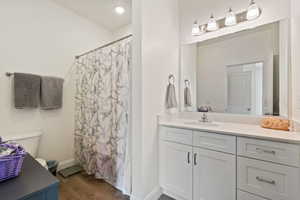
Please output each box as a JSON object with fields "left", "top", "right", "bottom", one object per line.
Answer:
{"left": 238, "top": 157, "right": 300, "bottom": 200}
{"left": 237, "top": 190, "right": 268, "bottom": 200}
{"left": 160, "top": 127, "right": 193, "bottom": 145}
{"left": 237, "top": 137, "right": 300, "bottom": 167}
{"left": 193, "top": 131, "right": 236, "bottom": 154}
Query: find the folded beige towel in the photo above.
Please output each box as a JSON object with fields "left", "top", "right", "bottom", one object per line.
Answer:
{"left": 261, "top": 117, "right": 290, "bottom": 131}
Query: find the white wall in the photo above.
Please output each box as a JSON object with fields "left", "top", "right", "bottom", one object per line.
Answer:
{"left": 142, "top": 0, "right": 180, "bottom": 196}
{"left": 291, "top": 0, "right": 300, "bottom": 122}
{"left": 0, "top": 0, "right": 112, "bottom": 162}
{"left": 179, "top": 0, "right": 290, "bottom": 44}
{"left": 113, "top": 24, "right": 132, "bottom": 40}
{"left": 131, "top": 0, "right": 143, "bottom": 198}
{"left": 131, "top": 0, "right": 180, "bottom": 199}
{"left": 180, "top": 44, "right": 197, "bottom": 111}
{"left": 195, "top": 24, "right": 276, "bottom": 114}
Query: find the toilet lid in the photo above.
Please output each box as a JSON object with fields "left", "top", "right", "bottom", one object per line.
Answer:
{"left": 36, "top": 158, "right": 48, "bottom": 169}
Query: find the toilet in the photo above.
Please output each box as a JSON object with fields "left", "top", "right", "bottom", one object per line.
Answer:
{"left": 2, "top": 131, "right": 48, "bottom": 169}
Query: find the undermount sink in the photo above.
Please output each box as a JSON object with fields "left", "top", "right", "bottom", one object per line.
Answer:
{"left": 184, "top": 120, "right": 220, "bottom": 127}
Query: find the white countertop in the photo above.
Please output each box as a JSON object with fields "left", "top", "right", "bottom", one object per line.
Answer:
{"left": 159, "top": 119, "right": 300, "bottom": 144}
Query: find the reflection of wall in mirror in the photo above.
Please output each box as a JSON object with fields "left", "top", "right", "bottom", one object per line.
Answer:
{"left": 196, "top": 23, "right": 278, "bottom": 115}
{"left": 181, "top": 44, "right": 197, "bottom": 111}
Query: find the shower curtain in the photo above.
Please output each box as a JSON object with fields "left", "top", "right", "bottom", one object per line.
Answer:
{"left": 74, "top": 37, "right": 132, "bottom": 195}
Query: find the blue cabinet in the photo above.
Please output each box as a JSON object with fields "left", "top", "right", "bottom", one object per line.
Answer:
{"left": 23, "top": 184, "right": 59, "bottom": 200}
{"left": 0, "top": 155, "right": 59, "bottom": 200}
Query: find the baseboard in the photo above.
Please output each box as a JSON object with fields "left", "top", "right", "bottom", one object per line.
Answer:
{"left": 130, "top": 195, "right": 140, "bottom": 200}
{"left": 162, "top": 188, "right": 185, "bottom": 200}
{"left": 57, "top": 158, "right": 77, "bottom": 171}
{"left": 130, "top": 186, "right": 162, "bottom": 200}
{"left": 144, "top": 186, "right": 162, "bottom": 200}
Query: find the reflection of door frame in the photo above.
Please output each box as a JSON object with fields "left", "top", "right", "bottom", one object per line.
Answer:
{"left": 226, "top": 61, "right": 264, "bottom": 115}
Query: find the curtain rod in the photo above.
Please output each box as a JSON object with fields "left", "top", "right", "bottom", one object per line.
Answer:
{"left": 75, "top": 34, "right": 133, "bottom": 59}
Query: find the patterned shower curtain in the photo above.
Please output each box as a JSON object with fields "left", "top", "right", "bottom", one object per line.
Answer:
{"left": 74, "top": 38, "right": 132, "bottom": 194}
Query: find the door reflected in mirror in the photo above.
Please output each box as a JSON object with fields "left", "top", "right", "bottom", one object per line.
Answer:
{"left": 226, "top": 62, "right": 263, "bottom": 115}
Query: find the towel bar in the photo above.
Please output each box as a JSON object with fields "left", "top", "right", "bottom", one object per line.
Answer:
{"left": 5, "top": 72, "right": 14, "bottom": 77}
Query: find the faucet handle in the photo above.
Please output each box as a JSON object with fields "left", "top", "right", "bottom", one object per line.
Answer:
{"left": 198, "top": 106, "right": 209, "bottom": 112}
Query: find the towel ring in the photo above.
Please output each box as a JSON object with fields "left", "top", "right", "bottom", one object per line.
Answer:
{"left": 184, "top": 79, "right": 190, "bottom": 87}
{"left": 168, "top": 74, "right": 175, "bottom": 84}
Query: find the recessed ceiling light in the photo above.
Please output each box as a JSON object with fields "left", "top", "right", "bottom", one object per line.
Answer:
{"left": 115, "top": 6, "right": 125, "bottom": 15}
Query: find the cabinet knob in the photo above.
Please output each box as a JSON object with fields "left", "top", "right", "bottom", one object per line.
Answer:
{"left": 194, "top": 153, "right": 197, "bottom": 165}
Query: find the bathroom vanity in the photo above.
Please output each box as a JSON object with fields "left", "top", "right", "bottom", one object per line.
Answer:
{"left": 0, "top": 155, "right": 59, "bottom": 200}
{"left": 159, "top": 119, "right": 300, "bottom": 200}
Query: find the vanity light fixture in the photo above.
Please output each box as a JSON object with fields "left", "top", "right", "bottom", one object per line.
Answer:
{"left": 191, "top": 0, "right": 262, "bottom": 36}
{"left": 246, "top": 0, "right": 261, "bottom": 21}
{"left": 206, "top": 14, "right": 219, "bottom": 32}
{"left": 192, "top": 21, "right": 201, "bottom": 36}
{"left": 225, "top": 8, "right": 237, "bottom": 26}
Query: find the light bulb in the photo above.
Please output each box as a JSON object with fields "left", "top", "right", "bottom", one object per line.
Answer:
{"left": 192, "top": 21, "right": 201, "bottom": 36}
{"left": 225, "top": 8, "right": 237, "bottom": 26}
{"left": 207, "top": 14, "right": 219, "bottom": 32}
{"left": 115, "top": 6, "right": 125, "bottom": 15}
{"left": 247, "top": 0, "right": 261, "bottom": 21}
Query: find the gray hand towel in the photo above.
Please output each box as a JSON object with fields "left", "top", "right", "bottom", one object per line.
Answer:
{"left": 41, "top": 76, "right": 64, "bottom": 110}
{"left": 184, "top": 87, "right": 192, "bottom": 107}
{"left": 165, "top": 83, "right": 178, "bottom": 109}
{"left": 14, "top": 73, "right": 41, "bottom": 109}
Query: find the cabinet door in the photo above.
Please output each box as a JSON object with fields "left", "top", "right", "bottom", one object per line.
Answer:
{"left": 160, "top": 141, "right": 193, "bottom": 200}
{"left": 193, "top": 147, "right": 236, "bottom": 200}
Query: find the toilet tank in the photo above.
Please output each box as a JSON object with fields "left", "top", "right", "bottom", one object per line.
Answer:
{"left": 2, "top": 131, "right": 43, "bottom": 158}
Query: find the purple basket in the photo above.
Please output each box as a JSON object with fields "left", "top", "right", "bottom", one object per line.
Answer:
{"left": 0, "top": 141, "right": 27, "bottom": 182}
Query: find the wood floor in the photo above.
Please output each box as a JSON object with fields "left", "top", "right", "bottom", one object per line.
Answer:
{"left": 58, "top": 172, "right": 173, "bottom": 200}
{"left": 58, "top": 172, "right": 129, "bottom": 200}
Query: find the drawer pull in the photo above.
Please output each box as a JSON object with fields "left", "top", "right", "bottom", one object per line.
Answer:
{"left": 256, "top": 148, "right": 276, "bottom": 155}
{"left": 187, "top": 152, "right": 191, "bottom": 164}
{"left": 194, "top": 153, "right": 197, "bottom": 165}
{"left": 256, "top": 176, "right": 276, "bottom": 185}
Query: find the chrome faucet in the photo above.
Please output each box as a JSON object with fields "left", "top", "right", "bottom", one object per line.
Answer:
{"left": 200, "top": 112, "right": 209, "bottom": 122}
{"left": 198, "top": 106, "right": 210, "bottom": 123}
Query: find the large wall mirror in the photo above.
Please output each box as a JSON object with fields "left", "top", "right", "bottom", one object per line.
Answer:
{"left": 180, "top": 20, "right": 290, "bottom": 117}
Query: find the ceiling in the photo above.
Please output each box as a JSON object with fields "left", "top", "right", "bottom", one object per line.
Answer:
{"left": 52, "top": 0, "right": 131, "bottom": 31}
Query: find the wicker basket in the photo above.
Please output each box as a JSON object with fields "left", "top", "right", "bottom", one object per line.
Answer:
{"left": 0, "top": 139, "right": 26, "bottom": 182}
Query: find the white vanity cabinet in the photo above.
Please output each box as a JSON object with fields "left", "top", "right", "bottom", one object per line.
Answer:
{"left": 159, "top": 127, "right": 236, "bottom": 200}
{"left": 159, "top": 126, "right": 300, "bottom": 200}
{"left": 160, "top": 141, "right": 193, "bottom": 200}
{"left": 193, "top": 147, "right": 236, "bottom": 200}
